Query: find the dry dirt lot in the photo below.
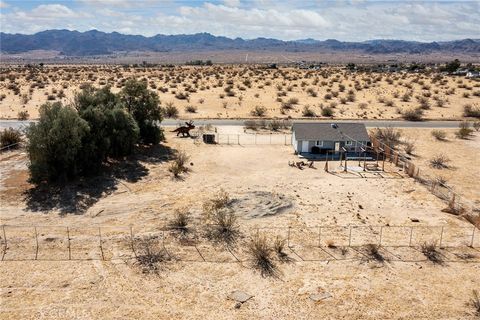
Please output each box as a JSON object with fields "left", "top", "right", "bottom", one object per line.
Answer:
{"left": 1, "top": 130, "right": 479, "bottom": 319}
{"left": 1, "top": 65, "right": 479, "bottom": 121}
{"left": 398, "top": 128, "right": 480, "bottom": 203}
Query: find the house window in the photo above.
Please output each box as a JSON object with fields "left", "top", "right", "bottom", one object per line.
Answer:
{"left": 316, "top": 140, "right": 323, "bottom": 147}
{"left": 345, "top": 141, "right": 353, "bottom": 146}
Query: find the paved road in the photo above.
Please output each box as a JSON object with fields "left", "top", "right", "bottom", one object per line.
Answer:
{"left": 0, "top": 119, "right": 464, "bottom": 130}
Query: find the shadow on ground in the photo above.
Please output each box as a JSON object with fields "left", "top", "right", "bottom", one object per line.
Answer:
{"left": 24, "top": 144, "right": 175, "bottom": 214}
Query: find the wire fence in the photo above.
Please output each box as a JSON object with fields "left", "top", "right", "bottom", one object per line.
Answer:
{"left": 1, "top": 224, "right": 478, "bottom": 263}
{"left": 370, "top": 136, "right": 478, "bottom": 216}
{"left": 211, "top": 133, "right": 292, "bottom": 145}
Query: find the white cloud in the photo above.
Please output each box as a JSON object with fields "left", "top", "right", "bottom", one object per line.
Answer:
{"left": 0, "top": 1, "right": 9, "bottom": 9}
{"left": 1, "top": 1, "right": 479, "bottom": 41}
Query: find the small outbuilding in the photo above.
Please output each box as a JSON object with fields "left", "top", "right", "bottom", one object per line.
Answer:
{"left": 291, "top": 122, "right": 371, "bottom": 156}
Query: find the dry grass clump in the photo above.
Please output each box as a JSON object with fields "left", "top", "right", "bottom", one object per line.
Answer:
{"left": 203, "top": 190, "right": 239, "bottom": 247}
{"left": 430, "top": 154, "right": 450, "bottom": 169}
{"left": 135, "top": 236, "right": 170, "bottom": 275}
{"left": 250, "top": 105, "right": 267, "bottom": 117}
{"left": 420, "top": 242, "right": 443, "bottom": 264}
{"left": 456, "top": 121, "right": 474, "bottom": 139}
{"left": 168, "top": 208, "right": 191, "bottom": 235}
{"left": 168, "top": 150, "right": 190, "bottom": 178}
{"left": 248, "top": 236, "right": 278, "bottom": 277}
{"left": 373, "top": 127, "right": 402, "bottom": 149}
{"left": 163, "top": 102, "right": 179, "bottom": 118}
{"left": 17, "top": 110, "right": 29, "bottom": 120}
{"left": 365, "top": 243, "right": 385, "bottom": 262}
{"left": 184, "top": 105, "right": 197, "bottom": 113}
{"left": 471, "top": 290, "right": 480, "bottom": 316}
{"left": 402, "top": 108, "right": 424, "bottom": 121}
{"left": 431, "top": 129, "right": 447, "bottom": 141}
{"left": 464, "top": 104, "right": 480, "bottom": 118}
{"left": 0, "top": 128, "right": 22, "bottom": 148}
{"left": 273, "top": 237, "right": 291, "bottom": 262}
{"left": 302, "top": 105, "right": 316, "bottom": 117}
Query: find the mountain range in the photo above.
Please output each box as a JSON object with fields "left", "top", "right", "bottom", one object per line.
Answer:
{"left": 1, "top": 29, "right": 479, "bottom": 57}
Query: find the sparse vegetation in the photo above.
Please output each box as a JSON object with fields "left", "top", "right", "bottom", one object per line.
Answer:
{"left": 430, "top": 154, "right": 450, "bottom": 169}
{"left": 135, "top": 236, "right": 170, "bottom": 275}
{"left": 0, "top": 127, "right": 22, "bottom": 149}
{"left": 248, "top": 236, "right": 278, "bottom": 277}
{"left": 431, "top": 129, "right": 447, "bottom": 141}
{"left": 420, "top": 242, "right": 443, "bottom": 264}
{"left": 168, "top": 150, "right": 190, "bottom": 178}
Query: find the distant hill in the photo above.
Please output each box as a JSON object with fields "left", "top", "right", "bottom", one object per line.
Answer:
{"left": 1, "top": 29, "right": 479, "bottom": 56}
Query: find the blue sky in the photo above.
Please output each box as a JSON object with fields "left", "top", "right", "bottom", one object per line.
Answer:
{"left": 1, "top": 0, "right": 479, "bottom": 41}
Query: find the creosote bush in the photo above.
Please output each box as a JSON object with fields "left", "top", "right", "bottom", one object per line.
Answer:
{"left": 250, "top": 105, "right": 267, "bottom": 117}
{"left": 17, "top": 110, "right": 29, "bottom": 120}
{"left": 0, "top": 128, "right": 22, "bottom": 148}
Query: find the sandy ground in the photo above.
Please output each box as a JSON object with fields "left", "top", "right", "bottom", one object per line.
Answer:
{"left": 399, "top": 129, "right": 480, "bottom": 203}
{"left": 1, "top": 130, "right": 479, "bottom": 319}
{"left": 1, "top": 65, "right": 479, "bottom": 121}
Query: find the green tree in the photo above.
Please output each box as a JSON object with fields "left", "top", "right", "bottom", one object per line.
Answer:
{"left": 444, "top": 59, "right": 461, "bottom": 73}
{"left": 120, "top": 79, "right": 163, "bottom": 144}
{"left": 105, "top": 108, "right": 139, "bottom": 157}
{"left": 26, "top": 102, "right": 90, "bottom": 183}
{"left": 74, "top": 84, "right": 119, "bottom": 112}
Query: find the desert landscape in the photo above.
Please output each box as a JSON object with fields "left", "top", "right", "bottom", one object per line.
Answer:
{"left": 1, "top": 1, "right": 480, "bottom": 318}
{"left": 1, "top": 64, "right": 480, "bottom": 121}
{"left": 1, "top": 126, "right": 479, "bottom": 319}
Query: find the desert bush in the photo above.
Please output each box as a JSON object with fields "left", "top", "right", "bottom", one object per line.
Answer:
{"left": 184, "top": 105, "right": 197, "bottom": 113}
{"left": 463, "top": 104, "right": 480, "bottom": 118}
{"left": 431, "top": 129, "right": 447, "bottom": 141}
{"left": 402, "top": 108, "right": 424, "bottom": 121}
{"left": 168, "top": 150, "right": 190, "bottom": 178}
{"left": 321, "top": 107, "right": 334, "bottom": 117}
{"left": 207, "top": 209, "right": 240, "bottom": 248}
{"left": 373, "top": 127, "right": 402, "bottom": 149}
{"left": 17, "top": 110, "right": 29, "bottom": 120}
{"left": 248, "top": 236, "right": 277, "bottom": 277}
{"left": 135, "top": 236, "right": 170, "bottom": 275}
{"left": 0, "top": 128, "right": 22, "bottom": 148}
{"left": 269, "top": 120, "right": 282, "bottom": 131}
{"left": 244, "top": 120, "right": 259, "bottom": 130}
{"left": 420, "top": 242, "right": 443, "bottom": 264}
{"left": 430, "top": 154, "right": 450, "bottom": 169}
{"left": 365, "top": 244, "right": 385, "bottom": 262}
{"left": 302, "top": 105, "right": 316, "bottom": 117}
{"left": 250, "top": 105, "right": 267, "bottom": 117}
{"left": 163, "top": 102, "right": 179, "bottom": 118}
{"left": 27, "top": 102, "right": 90, "bottom": 183}
{"left": 168, "top": 208, "right": 191, "bottom": 234}
{"left": 456, "top": 121, "right": 473, "bottom": 139}
{"left": 287, "top": 97, "right": 299, "bottom": 105}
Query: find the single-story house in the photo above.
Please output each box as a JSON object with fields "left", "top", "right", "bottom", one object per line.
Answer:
{"left": 292, "top": 122, "right": 371, "bottom": 155}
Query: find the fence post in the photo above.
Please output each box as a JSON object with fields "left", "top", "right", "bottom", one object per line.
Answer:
{"left": 34, "top": 227, "right": 39, "bottom": 260}
{"left": 255, "top": 133, "right": 257, "bottom": 145}
{"left": 98, "top": 227, "right": 104, "bottom": 260}
{"left": 237, "top": 134, "right": 240, "bottom": 145}
{"left": 130, "top": 226, "right": 137, "bottom": 258}
{"left": 2, "top": 225, "right": 7, "bottom": 260}
{"left": 67, "top": 227, "right": 71, "bottom": 260}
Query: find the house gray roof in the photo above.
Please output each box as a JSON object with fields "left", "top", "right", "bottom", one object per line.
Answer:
{"left": 292, "top": 122, "right": 371, "bottom": 142}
